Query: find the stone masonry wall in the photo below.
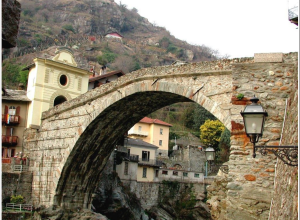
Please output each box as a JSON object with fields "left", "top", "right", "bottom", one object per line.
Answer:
{"left": 2, "top": 172, "right": 33, "bottom": 204}
{"left": 268, "top": 55, "right": 298, "bottom": 219}
{"left": 122, "top": 180, "right": 205, "bottom": 210}
{"left": 207, "top": 52, "right": 298, "bottom": 220}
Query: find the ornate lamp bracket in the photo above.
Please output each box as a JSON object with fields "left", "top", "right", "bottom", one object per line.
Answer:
{"left": 256, "top": 146, "right": 298, "bottom": 166}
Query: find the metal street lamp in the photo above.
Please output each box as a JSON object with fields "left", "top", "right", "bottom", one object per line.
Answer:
{"left": 240, "top": 96, "right": 298, "bottom": 166}
{"left": 204, "top": 146, "right": 215, "bottom": 176}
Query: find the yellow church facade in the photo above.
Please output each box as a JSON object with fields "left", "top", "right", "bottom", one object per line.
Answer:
{"left": 25, "top": 47, "right": 90, "bottom": 128}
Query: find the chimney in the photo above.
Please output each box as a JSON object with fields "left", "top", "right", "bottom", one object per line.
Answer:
{"left": 18, "top": 83, "right": 25, "bottom": 90}
{"left": 100, "top": 65, "right": 107, "bottom": 75}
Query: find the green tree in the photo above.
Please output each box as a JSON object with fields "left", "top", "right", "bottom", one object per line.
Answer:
{"left": 18, "top": 69, "right": 29, "bottom": 87}
{"left": 218, "top": 128, "right": 231, "bottom": 163}
{"left": 193, "top": 104, "right": 216, "bottom": 130}
{"left": 200, "top": 119, "right": 225, "bottom": 151}
{"left": 2, "top": 61, "right": 28, "bottom": 88}
{"left": 97, "top": 52, "right": 117, "bottom": 66}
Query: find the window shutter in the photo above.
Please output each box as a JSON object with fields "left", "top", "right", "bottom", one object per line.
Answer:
{"left": 16, "top": 106, "right": 20, "bottom": 115}
{"left": 4, "top": 105, "right": 8, "bottom": 114}
{"left": 6, "top": 127, "right": 10, "bottom": 136}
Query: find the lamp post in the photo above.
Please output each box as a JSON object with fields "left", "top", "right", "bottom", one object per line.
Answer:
{"left": 240, "top": 96, "right": 298, "bottom": 166}
{"left": 205, "top": 146, "right": 215, "bottom": 176}
{"left": 113, "top": 148, "right": 117, "bottom": 172}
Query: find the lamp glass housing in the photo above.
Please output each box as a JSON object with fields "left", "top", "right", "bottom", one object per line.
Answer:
{"left": 241, "top": 103, "right": 268, "bottom": 137}
{"left": 205, "top": 147, "right": 215, "bottom": 161}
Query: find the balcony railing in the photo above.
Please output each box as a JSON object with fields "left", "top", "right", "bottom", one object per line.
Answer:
{"left": 138, "top": 159, "right": 162, "bottom": 167}
{"left": 128, "top": 130, "right": 148, "bottom": 136}
{"left": 116, "top": 145, "right": 128, "bottom": 153}
{"left": 123, "top": 154, "right": 139, "bottom": 162}
{"left": 2, "top": 135, "right": 18, "bottom": 146}
{"left": 2, "top": 114, "right": 20, "bottom": 125}
{"left": 2, "top": 158, "right": 11, "bottom": 164}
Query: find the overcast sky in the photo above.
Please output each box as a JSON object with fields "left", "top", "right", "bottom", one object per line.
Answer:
{"left": 119, "top": 0, "right": 299, "bottom": 58}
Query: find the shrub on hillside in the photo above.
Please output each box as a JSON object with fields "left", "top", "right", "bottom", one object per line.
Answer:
{"left": 62, "top": 24, "right": 76, "bottom": 33}
{"left": 10, "top": 195, "right": 25, "bottom": 204}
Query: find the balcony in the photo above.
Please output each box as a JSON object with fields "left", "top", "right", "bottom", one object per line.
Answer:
{"left": 128, "top": 130, "right": 148, "bottom": 137}
{"left": 2, "top": 135, "right": 18, "bottom": 146}
{"left": 138, "top": 159, "right": 162, "bottom": 167}
{"left": 2, "top": 114, "right": 20, "bottom": 125}
{"left": 2, "top": 158, "right": 11, "bottom": 164}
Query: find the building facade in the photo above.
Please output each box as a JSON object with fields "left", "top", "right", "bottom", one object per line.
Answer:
{"left": 116, "top": 138, "right": 161, "bottom": 182}
{"left": 2, "top": 47, "right": 91, "bottom": 167}
{"left": 23, "top": 47, "right": 90, "bottom": 128}
{"left": 2, "top": 89, "right": 31, "bottom": 161}
{"left": 128, "top": 117, "right": 172, "bottom": 158}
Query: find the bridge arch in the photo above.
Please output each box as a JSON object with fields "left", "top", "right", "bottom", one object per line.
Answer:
{"left": 25, "top": 54, "right": 296, "bottom": 215}
{"left": 52, "top": 77, "right": 231, "bottom": 208}
{"left": 27, "top": 64, "right": 233, "bottom": 208}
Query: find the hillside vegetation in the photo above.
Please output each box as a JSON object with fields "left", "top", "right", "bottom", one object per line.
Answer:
{"left": 2, "top": 0, "right": 229, "bottom": 153}
{"left": 2, "top": 0, "right": 221, "bottom": 89}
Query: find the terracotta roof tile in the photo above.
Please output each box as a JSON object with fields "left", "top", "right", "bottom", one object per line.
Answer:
{"left": 89, "top": 70, "right": 125, "bottom": 82}
{"left": 140, "top": 117, "right": 172, "bottom": 127}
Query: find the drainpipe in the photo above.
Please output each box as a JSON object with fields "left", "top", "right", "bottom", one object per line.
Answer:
{"left": 205, "top": 161, "right": 208, "bottom": 177}
{"left": 268, "top": 98, "right": 288, "bottom": 220}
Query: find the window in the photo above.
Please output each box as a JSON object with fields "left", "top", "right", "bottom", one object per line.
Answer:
{"left": 183, "top": 172, "right": 188, "bottom": 177}
{"left": 143, "top": 167, "right": 147, "bottom": 178}
{"left": 162, "top": 170, "right": 168, "bottom": 175}
{"left": 173, "top": 171, "right": 178, "bottom": 176}
{"left": 54, "top": 96, "right": 67, "bottom": 106}
{"left": 160, "top": 128, "right": 163, "bottom": 135}
{"left": 159, "top": 140, "right": 162, "bottom": 146}
{"left": 138, "top": 126, "right": 142, "bottom": 131}
{"left": 59, "top": 74, "right": 68, "bottom": 86}
{"left": 8, "top": 106, "right": 16, "bottom": 115}
{"left": 194, "top": 173, "right": 200, "bottom": 178}
{"left": 142, "top": 151, "right": 150, "bottom": 161}
{"left": 155, "top": 170, "right": 159, "bottom": 177}
{"left": 124, "top": 162, "right": 128, "bottom": 175}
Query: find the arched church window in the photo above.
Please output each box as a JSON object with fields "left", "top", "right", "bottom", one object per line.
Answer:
{"left": 54, "top": 96, "right": 67, "bottom": 106}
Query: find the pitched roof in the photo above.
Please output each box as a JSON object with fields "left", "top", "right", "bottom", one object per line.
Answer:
{"left": 89, "top": 70, "right": 125, "bottom": 82}
{"left": 140, "top": 117, "right": 172, "bottom": 127}
{"left": 2, "top": 89, "right": 31, "bottom": 102}
{"left": 105, "top": 32, "right": 123, "bottom": 38}
{"left": 126, "top": 138, "right": 158, "bottom": 149}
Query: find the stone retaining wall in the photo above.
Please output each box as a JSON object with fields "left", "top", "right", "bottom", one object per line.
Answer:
{"left": 121, "top": 180, "right": 206, "bottom": 210}
{"left": 2, "top": 172, "right": 33, "bottom": 204}
{"left": 268, "top": 54, "right": 298, "bottom": 219}
{"left": 207, "top": 52, "right": 298, "bottom": 220}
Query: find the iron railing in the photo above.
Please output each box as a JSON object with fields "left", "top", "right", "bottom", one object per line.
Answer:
{"left": 14, "top": 165, "right": 29, "bottom": 172}
{"left": 6, "top": 203, "right": 33, "bottom": 212}
{"left": 2, "top": 114, "right": 20, "bottom": 125}
{"left": 123, "top": 154, "right": 139, "bottom": 162}
{"left": 128, "top": 130, "right": 148, "bottom": 136}
{"left": 138, "top": 159, "right": 162, "bottom": 167}
{"left": 2, "top": 135, "right": 18, "bottom": 146}
{"left": 2, "top": 158, "right": 11, "bottom": 164}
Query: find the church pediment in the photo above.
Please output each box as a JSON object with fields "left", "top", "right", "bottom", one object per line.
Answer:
{"left": 52, "top": 47, "right": 77, "bottom": 67}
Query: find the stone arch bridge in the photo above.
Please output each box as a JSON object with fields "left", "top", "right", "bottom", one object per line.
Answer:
{"left": 24, "top": 53, "right": 297, "bottom": 218}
